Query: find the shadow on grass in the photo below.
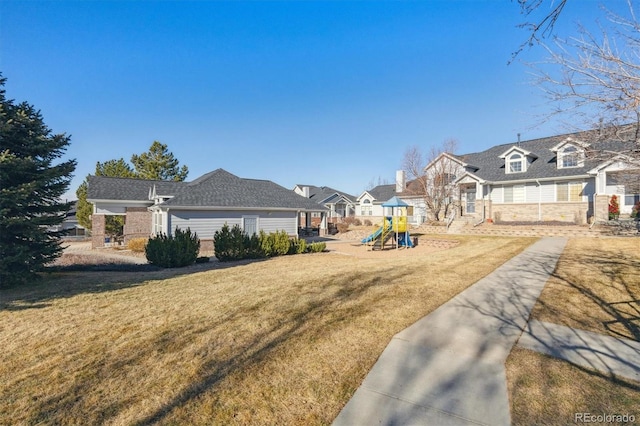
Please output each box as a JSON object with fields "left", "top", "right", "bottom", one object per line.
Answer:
{"left": 0, "top": 257, "right": 270, "bottom": 312}
{"left": 23, "top": 264, "right": 414, "bottom": 425}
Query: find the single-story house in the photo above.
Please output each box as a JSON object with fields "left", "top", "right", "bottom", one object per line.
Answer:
{"left": 87, "top": 168, "right": 327, "bottom": 249}
{"left": 429, "top": 127, "right": 640, "bottom": 224}
{"left": 293, "top": 184, "right": 357, "bottom": 227}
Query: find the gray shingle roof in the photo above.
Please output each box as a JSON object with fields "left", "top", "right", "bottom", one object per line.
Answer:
{"left": 87, "top": 176, "right": 185, "bottom": 201}
{"left": 460, "top": 132, "right": 631, "bottom": 183}
{"left": 87, "top": 169, "right": 325, "bottom": 211}
{"left": 296, "top": 184, "right": 356, "bottom": 203}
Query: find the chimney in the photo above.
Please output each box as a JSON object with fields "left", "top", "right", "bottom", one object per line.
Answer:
{"left": 302, "top": 186, "right": 310, "bottom": 198}
{"left": 395, "top": 170, "right": 406, "bottom": 193}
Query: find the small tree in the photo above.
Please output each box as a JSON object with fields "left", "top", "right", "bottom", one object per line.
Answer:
{"left": 0, "top": 75, "right": 77, "bottom": 286}
{"left": 402, "top": 139, "right": 461, "bottom": 221}
{"left": 609, "top": 195, "right": 620, "bottom": 220}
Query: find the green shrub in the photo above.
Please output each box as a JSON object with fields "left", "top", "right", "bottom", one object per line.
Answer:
{"left": 145, "top": 227, "right": 200, "bottom": 268}
{"left": 290, "top": 238, "right": 307, "bottom": 254}
{"left": 196, "top": 256, "right": 210, "bottom": 263}
{"left": 308, "top": 242, "right": 326, "bottom": 253}
{"left": 214, "top": 224, "right": 247, "bottom": 261}
{"left": 273, "top": 230, "right": 291, "bottom": 256}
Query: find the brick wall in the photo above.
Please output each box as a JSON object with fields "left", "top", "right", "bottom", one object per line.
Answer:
{"left": 492, "top": 202, "right": 590, "bottom": 224}
{"left": 123, "top": 207, "right": 152, "bottom": 244}
{"left": 91, "top": 214, "right": 106, "bottom": 248}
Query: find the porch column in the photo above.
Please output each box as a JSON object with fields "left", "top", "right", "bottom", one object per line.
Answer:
{"left": 91, "top": 214, "right": 106, "bottom": 249}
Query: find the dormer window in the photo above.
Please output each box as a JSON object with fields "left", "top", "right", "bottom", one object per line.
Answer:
{"left": 558, "top": 145, "right": 584, "bottom": 168}
{"left": 499, "top": 146, "right": 535, "bottom": 175}
{"left": 552, "top": 139, "right": 588, "bottom": 169}
{"left": 507, "top": 153, "right": 524, "bottom": 174}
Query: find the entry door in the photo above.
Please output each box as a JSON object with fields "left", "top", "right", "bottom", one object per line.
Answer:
{"left": 243, "top": 216, "right": 258, "bottom": 236}
{"left": 466, "top": 188, "right": 476, "bottom": 214}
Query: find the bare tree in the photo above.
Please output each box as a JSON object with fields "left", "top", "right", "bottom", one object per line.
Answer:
{"left": 512, "top": 0, "right": 568, "bottom": 62}
{"left": 402, "top": 139, "right": 461, "bottom": 221}
{"left": 530, "top": 1, "right": 640, "bottom": 191}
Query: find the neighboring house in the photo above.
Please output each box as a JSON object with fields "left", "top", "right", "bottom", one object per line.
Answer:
{"left": 356, "top": 171, "right": 428, "bottom": 225}
{"left": 48, "top": 200, "right": 87, "bottom": 237}
{"left": 293, "top": 184, "right": 356, "bottom": 226}
{"left": 428, "top": 128, "right": 640, "bottom": 224}
{"left": 87, "top": 169, "right": 327, "bottom": 249}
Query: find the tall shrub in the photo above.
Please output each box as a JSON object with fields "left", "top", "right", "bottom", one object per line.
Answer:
{"left": 145, "top": 227, "right": 200, "bottom": 268}
{"left": 214, "top": 224, "right": 252, "bottom": 261}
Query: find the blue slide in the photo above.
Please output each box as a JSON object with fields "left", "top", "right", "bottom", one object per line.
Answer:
{"left": 361, "top": 219, "right": 392, "bottom": 244}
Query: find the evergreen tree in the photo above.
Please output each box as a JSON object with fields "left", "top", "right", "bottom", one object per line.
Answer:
{"left": 131, "top": 141, "right": 188, "bottom": 181}
{"left": 0, "top": 76, "right": 76, "bottom": 287}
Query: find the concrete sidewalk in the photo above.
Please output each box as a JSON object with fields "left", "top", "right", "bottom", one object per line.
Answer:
{"left": 333, "top": 237, "right": 568, "bottom": 426}
{"left": 518, "top": 320, "right": 640, "bottom": 382}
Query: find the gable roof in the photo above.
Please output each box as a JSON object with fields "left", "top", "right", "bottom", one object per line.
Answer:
{"left": 88, "top": 169, "right": 325, "bottom": 211}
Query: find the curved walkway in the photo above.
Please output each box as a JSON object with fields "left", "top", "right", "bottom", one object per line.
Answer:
{"left": 333, "top": 237, "right": 568, "bottom": 426}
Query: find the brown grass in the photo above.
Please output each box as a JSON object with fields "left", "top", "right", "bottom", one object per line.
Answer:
{"left": 1, "top": 235, "right": 534, "bottom": 425}
{"left": 530, "top": 238, "right": 640, "bottom": 340}
{"left": 507, "top": 237, "right": 640, "bottom": 425}
{"left": 507, "top": 347, "right": 640, "bottom": 426}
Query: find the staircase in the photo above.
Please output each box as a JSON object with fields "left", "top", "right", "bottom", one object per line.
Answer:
{"left": 372, "top": 230, "right": 395, "bottom": 250}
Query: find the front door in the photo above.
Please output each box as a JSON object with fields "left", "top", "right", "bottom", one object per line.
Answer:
{"left": 466, "top": 188, "right": 476, "bottom": 214}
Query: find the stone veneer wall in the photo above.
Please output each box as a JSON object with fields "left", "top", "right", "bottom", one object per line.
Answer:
{"left": 594, "top": 194, "right": 610, "bottom": 222}
{"left": 123, "top": 207, "right": 152, "bottom": 244}
{"left": 91, "top": 214, "right": 106, "bottom": 248}
{"left": 492, "top": 202, "right": 590, "bottom": 224}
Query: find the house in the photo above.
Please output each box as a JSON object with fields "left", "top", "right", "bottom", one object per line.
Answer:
{"left": 293, "top": 184, "right": 357, "bottom": 227}
{"left": 427, "top": 128, "right": 640, "bottom": 224}
{"left": 356, "top": 171, "right": 428, "bottom": 225}
{"left": 48, "top": 200, "right": 87, "bottom": 238}
{"left": 87, "top": 169, "right": 327, "bottom": 249}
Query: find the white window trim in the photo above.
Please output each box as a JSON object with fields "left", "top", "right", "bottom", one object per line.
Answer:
{"left": 506, "top": 153, "right": 525, "bottom": 174}
{"left": 557, "top": 145, "right": 585, "bottom": 169}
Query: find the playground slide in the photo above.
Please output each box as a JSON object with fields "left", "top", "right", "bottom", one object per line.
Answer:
{"left": 361, "top": 221, "right": 392, "bottom": 244}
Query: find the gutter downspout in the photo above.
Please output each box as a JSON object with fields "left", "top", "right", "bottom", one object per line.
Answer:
{"left": 536, "top": 180, "right": 542, "bottom": 221}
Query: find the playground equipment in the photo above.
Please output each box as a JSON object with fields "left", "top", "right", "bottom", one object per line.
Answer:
{"left": 361, "top": 196, "right": 414, "bottom": 250}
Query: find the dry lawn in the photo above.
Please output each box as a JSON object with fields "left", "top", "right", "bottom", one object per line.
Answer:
{"left": 530, "top": 238, "right": 640, "bottom": 340}
{"left": 507, "top": 347, "right": 640, "bottom": 426}
{"left": 1, "top": 235, "right": 533, "bottom": 425}
{"left": 507, "top": 237, "right": 640, "bottom": 425}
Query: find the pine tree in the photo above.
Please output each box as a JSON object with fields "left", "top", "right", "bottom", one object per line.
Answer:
{"left": 131, "top": 141, "right": 188, "bottom": 181}
{"left": 0, "top": 76, "right": 77, "bottom": 286}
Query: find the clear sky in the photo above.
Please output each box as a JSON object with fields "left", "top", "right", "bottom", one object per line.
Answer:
{"left": 0, "top": 0, "right": 614, "bottom": 199}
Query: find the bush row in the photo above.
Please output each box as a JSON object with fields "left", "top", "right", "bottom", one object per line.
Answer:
{"left": 214, "top": 224, "right": 325, "bottom": 262}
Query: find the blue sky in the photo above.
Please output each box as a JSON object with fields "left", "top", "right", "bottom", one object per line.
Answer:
{"left": 0, "top": 0, "right": 612, "bottom": 199}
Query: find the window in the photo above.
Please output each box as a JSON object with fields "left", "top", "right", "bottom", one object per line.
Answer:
{"left": 559, "top": 145, "right": 583, "bottom": 168}
{"left": 361, "top": 206, "right": 372, "bottom": 215}
{"left": 153, "top": 211, "right": 163, "bottom": 235}
{"left": 504, "top": 184, "right": 525, "bottom": 203}
{"left": 507, "top": 153, "right": 524, "bottom": 173}
{"left": 557, "top": 182, "right": 583, "bottom": 202}
{"left": 625, "top": 194, "right": 640, "bottom": 206}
